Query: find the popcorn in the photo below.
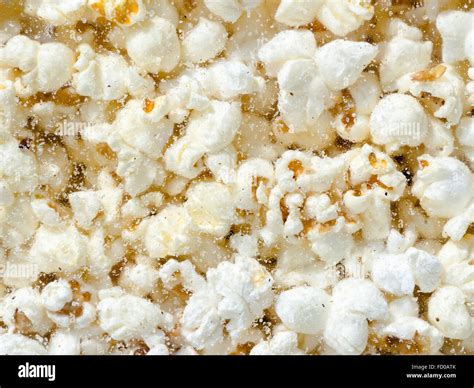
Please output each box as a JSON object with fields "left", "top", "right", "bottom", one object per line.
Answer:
{"left": 49, "top": 331, "right": 81, "bottom": 355}
{"left": 331, "top": 278, "right": 388, "bottom": 321}
{"left": 3, "top": 287, "right": 53, "bottom": 335}
{"left": 436, "top": 11, "right": 474, "bottom": 65}
{"left": 198, "top": 60, "right": 265, "bottom": 100}
{"left": 379, "top": 19, "right": 433, "bottom": 91}
{"left": 165, "top": 100, "right": 241, "bottom": 178}
{"left": 348, "top": 72, "right": 381, "bottom": 116}
{"left": 185, "top": 182, "right": 236, "bottom": 237}
{"left": 0, "top": 334, "right": 47, "bottom": 355}
{"left": 122, "top": 17, "right": 181, "bottom": 73}
{"left": 250, "top": 331, "right": 304, "bottom": 355}
{"left": 428, "top": 286, "right": 472, "bottom": 340}
{"left": 0, "top": 137, "right": 38, "bottom": 193}
{"left": 275, "top": 286, "right": 330, "bottom": 335}
{"left": 324, "top": 310, "right": 369, "bottom": 355}
{"left": 308, "top": 217, "right": 358, "bottom": 264}
{"left": 28, "top": 224, "right": 88, "bottom": 274}
{"left": 72, "top": 44, "right": 154, "bottom": 100}
{"left": 0, "top": 81, "right": 27, "bottom": 133}
{"left": 182, "top": 18, "right": 227, "bottom": 64}
{"left": 204, "top": 0, "right": 262, "bottom": 23}
{"left": 0, "top": 35, "right": 75, "bottom": 97}
{"left": 114, "top": 99, "right": 174, "bottom": 158}
{"left": 24, "top": 0, "right": 88, "bottom": 26}
{"left": 41, "top": 280, "right": 74, "bottom": 312}
{"left": 97, "top": 289, "right": 173, "bottom": 341}
{"left": 69, "top": 191, "right": 102, "bottom": 229}
{"left": 443, "top": 202, "right": 474, "bottom": 241}
{"left": 398, "top": 64, "right": 465, "bottom": 125}
{"left": 277, "top": 59, "right": 333, "bottom": 132}
{"left": 143, "top": 204, "right": 196, "bottom": 259}
{"left": 275, "top": 0, "right": 323, "bottom": 27}
{"left": 119, "top": 262, "right": 160, "bottom": 296}
{"left": 372, "top": 247, "right": 442, "bottom": 296}
{"left": 412, "top": 155, "right": 473, "bottom": 218}
{"left": 258, "top": 30, "right": 317, "bottom": 78}
{"left": 369, "top": 93, "right": 429, "bottom": 153}
{"left": 181, "top": 256, "right": 273, "bottom": 348}
{"left": 274, "top": 241, "right": 335, "bottom": 289}
{"left": 314, "top": 40, "right": 378, "bottom": 91}
{"left": 0, "top": 0, "right": 472, "bottom": 356}
{"left": 455, "top": 117, "right": 474, "bottom": 167}
{"left": 381, "top": 317, "right": 444, "bottom": 354}
{"left": 316, "top": 0, "right": 374, "bottom": 37}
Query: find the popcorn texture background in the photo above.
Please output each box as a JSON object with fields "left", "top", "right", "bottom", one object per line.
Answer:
{"left": 0, "top": 0, "right": 472, "bottom": 356}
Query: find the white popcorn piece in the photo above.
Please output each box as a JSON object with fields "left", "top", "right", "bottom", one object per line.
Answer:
{"left": 114, "top": 99, "right": 174, "bottom": 158}
{"left": 72, "top": 44, "right": 154, "bottom": 101}
{"left": 304, "top": 194, "right": 338, "bottom": 224}
{"left": 30, "top": 198, "right": 64, "bottom": 228}
{"left": 0, "top": 138, "right": 37, "bottom": 193}
{"left": 379, "top": 19, "right": 433, "bottom": 91}
{"left": 314, "top": 40, "right": 378, "bottom": 91}
{"left": 24, "top": 0, "right": 88, "bottom": 26}
{"left": 3, "top": 287, "right": 53, "bottom": 335}
{"left": 412, "top": 155, "right": 473, "bottom": 218}
{"left": 199, "top": 60, "right": 265, "bottom": 100}
{"left": 455, "top": 117, "right": 474, "bottom": 167}
{"left": 428, "top": 286, "right": 472, "bottom": 340}
{"left": 41, "top": 280, "right": 74, "bottom": 312}
{"left": 0, "top": 35, "right": 75, "bottom": 97}
{"left": 206, "top": 256, "right": 274, "bottom": 341}
{"left": 182, "top": 18, "right": 227, "bottom": 64}
{"left": 119, "top": 262, "right": 160, "bottom": 296}
{"left": 0, "top": 334, "right": 47, "bottom": 355}
{"left": 424, "top": 117, "right": 454, "bottom": 157}
{"left": 382, "top": 317, "right": 444, "bottom": 354}
{"left": 69, "top": 191, "right": 102, "bottom": 229}
{"left": 388, "top": 296, "right": 419, "bottom": 321}
{"left": 143, "top": 204, "right": 196, "bottom": 259}
{"left": 324, "top": 310, "right": 369, "bottom": 355}
{"left": 332, "top": 278, "right": 388, "bottom": 321}
{"left": 277, "top": 59, "right": 333, "bottom": 132}
{"left": 181, "top": 287, "right": 223, "bottom": 350}
{"left": 49, "top": 331, "right": 81, "bottom": 355}
{"left": 370, "top": 93, "right": 429, "bottom": 153}
{"left": 398, "top": 64, "right": 465, "bottom": 125}
{"left": 316, "top": 0, "right": 374, "bottom": 37}
{"left": 185, "top": 182, "right": 236, "bottom": 237}
{"left": 98, "top": 289, "right": 173, "bottom": 341}
{"left": 275, "top": 0, "right": 324, "bottom": 27}
{"left": 159, "top": 259, "right": 206, "bottom": 293}
{"left": 250, "top": 331, "right": 304, "bottom": 355}
{"left": 372, "top": 247, "right": 442, "bottom": 296}
{"left": 89, "top": 0, "right": 146, "bottom": 26}
{"left": 258, "top": 30, "right": 317, "bottom": 78}
{"left": 122, "top": 16, "right": 181, "bottom": 73}
{"left": 274, "top": 241, "right": 335, "bottom": 289}
{"left": 348, "top": 72, "right": 382, "bottom": 116}
{"left": 0, "top": 80, "right": 27, "bottom": 133}
{"left": 436, "top": 11, "right": 474, "bottom": 65}
{"left": 443, "top": 202, "right": 474, "bottom": 241}
{"left": 308, "top": 217, "right": 357, "bottom": 265}
{"left": 165, "top": 100, "right": 241, "bottom": 178}
{"left": 204, "top": 0, "right": 262, "bottom": 23}
{"left": 206, "top": 147, "right": 238, "bottom": 185}
{"left": 275, "top": 286, "right": 330, "bottom": 335}
{"left": 28, "top": 224, "right": 87, "bottom": 274}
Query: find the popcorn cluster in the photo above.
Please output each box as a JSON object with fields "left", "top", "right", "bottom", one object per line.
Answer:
{"left": 0, "top": 0, "right": 473, "bottom": 355}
